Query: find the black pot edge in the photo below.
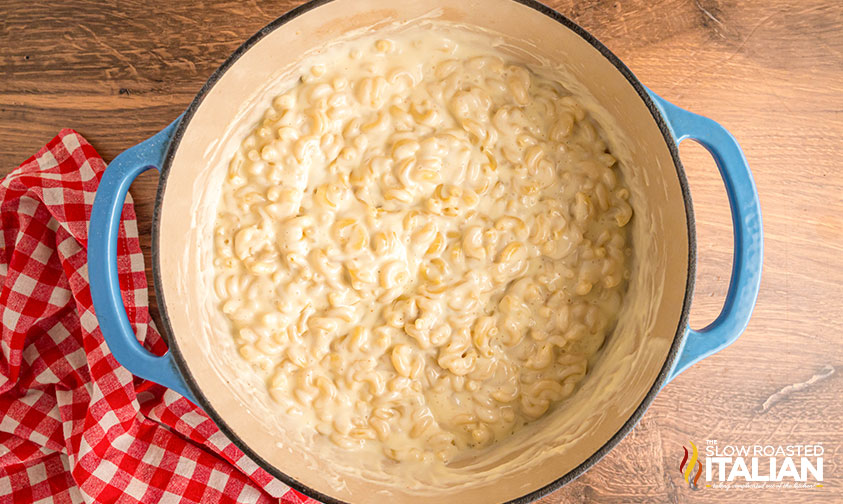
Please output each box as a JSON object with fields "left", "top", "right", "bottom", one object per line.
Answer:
{"left": 150, "top": 1, "right": 697, "bottom": 503}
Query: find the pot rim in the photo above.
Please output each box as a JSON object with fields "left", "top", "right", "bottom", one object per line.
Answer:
{"left": 151, "top": 1, "right": 697, "bottom": 502}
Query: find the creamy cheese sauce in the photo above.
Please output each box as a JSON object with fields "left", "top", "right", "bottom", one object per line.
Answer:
{"left": 212, "top": 24, "right": 632, "bottom": 467}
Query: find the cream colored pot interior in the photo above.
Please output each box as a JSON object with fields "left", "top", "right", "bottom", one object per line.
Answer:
{"left": 157, "top": 0, "right": 689, "bottom": 502}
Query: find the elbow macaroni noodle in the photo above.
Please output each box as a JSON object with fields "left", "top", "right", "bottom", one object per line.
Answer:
{"left": 213, "top": 27, "right": 632, "bottom": 465}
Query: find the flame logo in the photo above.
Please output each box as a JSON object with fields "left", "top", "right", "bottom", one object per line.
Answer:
{"left": 679, "top": 441, "right": 703, "bottom": 490}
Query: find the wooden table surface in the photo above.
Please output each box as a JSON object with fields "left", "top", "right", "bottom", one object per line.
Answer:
{"left": 2, "top": 0, "right": 841, "bottom": 502}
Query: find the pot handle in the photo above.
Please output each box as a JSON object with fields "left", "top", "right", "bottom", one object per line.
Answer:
{"left": 648, "top": 91, "right": 763, "bottom": 383}
{"left": 88, "top": 117, "right": 197, "bottom": 403}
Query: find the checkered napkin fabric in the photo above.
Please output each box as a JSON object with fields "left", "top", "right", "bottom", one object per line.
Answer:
{"left": 0, "top": 130, "right": 320, "bottom": 503}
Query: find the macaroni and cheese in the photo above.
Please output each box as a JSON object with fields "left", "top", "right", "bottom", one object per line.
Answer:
{"left": 212, "top": 26, "right": 632, "bottom": 465}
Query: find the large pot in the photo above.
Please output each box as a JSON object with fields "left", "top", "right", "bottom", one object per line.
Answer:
{"left": 87, "top": 0, "right": 763, "bottom": 502}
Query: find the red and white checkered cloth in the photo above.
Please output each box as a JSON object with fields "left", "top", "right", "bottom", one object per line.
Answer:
{"left": 0, "top": 130, "right": 321, "bottom": 503}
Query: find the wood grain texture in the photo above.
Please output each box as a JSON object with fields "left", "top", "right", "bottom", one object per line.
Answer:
{"left": 1, "top": 1, "right": 841, "bottom": 502}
